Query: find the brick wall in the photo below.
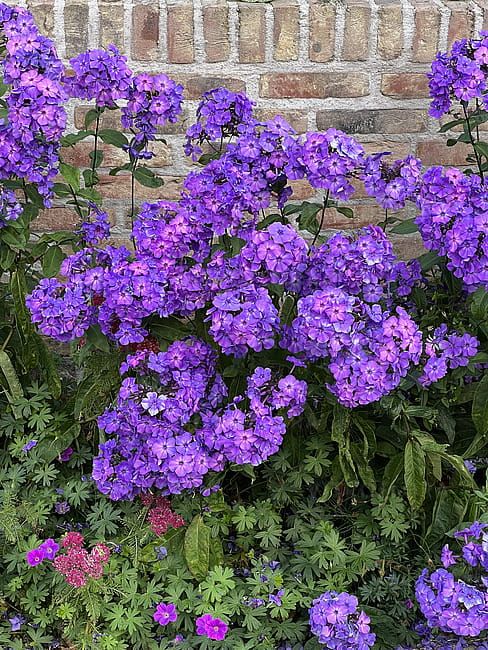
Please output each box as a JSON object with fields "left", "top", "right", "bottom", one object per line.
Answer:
{"left": 19, "top": 0, "right": 486, "bottom": 251}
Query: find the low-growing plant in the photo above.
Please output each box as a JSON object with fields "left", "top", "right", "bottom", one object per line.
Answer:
{"left": 0, "top": 3, "right": 487, "bottom": 649}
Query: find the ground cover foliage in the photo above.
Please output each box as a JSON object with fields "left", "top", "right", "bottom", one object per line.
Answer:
{"left": 0, "top": 4, "right": 488, "bottom": 649}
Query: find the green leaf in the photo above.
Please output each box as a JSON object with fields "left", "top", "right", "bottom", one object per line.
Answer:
{"left": 470, "top": 288, "right": 488, "bottom": 323}
{"left": 418, "top": 251, "right": 442, "bottom": 272}
{"left": 184, "top": 514, "right": 210, "bottom": 581}
{"left": 0, "top": 350, "right": 23, "bottom": 401}
{"left": 404, "top": 439, "right": 426, "bottom": 509}
{"left": 425, "top": 489, "right": 468, "bottom": 548}
{"left": 474, "top": 141, "right": 488, "bottom": 159}
{"left": 391, "top": 218, "right": 418, "bottom": 234}
{"left": 439, "top": 118, "right": 466, "bottom": 133}
{"left": 297, "top": 202, "right": 321, "bottom": 236}
{"left": 60, "top": 130, "right": 94, "bottom": 147}
{"left": 99, "top": 129, "right": 129, "bottom": 148}
{"left": 42, "top": 245, "right": 65, "bottom": 278}
{"left": 133, "top": 167, "right": 164, "bottom": 188}
{"left": 59, "top": 161, "right": 80, "bottom": 192}
{"left": 473, "top": 375, "right": 488, "bottom": 436}
{"left": 84, "top": 108, "right": 101, "bottom": 129}
{"left": 336, "top": 206, "right": 354, "bottom": 219}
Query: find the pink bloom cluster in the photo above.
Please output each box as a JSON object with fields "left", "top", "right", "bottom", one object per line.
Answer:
{"left": 52, "top": 532, "right": 110, "bottom": 588}
{"left": 141, "top": 494, "right": 185, "bottom": 537}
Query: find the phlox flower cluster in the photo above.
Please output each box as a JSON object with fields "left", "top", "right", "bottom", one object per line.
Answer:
{"left": 419, "top": 324, "right": 479, "bottom": 386}
{"left": 309, "top": 590, "right": 376, "bottom": 650}
{"left": 416, "top": 166, "right": 488, "bottom": 292}
{"left": 185, "top": 87, "right": 255, "bottom": 159}
{"left": 286, "top": 129, "right": 365, "bottom": 200}
{"left": 93, "top": 338, "right": 228, "bottom": 499}
{"left": 64, "top": 45, "right": 132, "bottom": 107}
{"left": 93, "top": 341, "right": 305, "bottom": 497}
{"left": 362, "top": 153, "right": 422, "bottom": 210}
{"left": 415, "top": 522, "right": 488, "bottom": 637}
{"left": 0, "top": 186, "right": 22, "bottom": 228}
{"left": 396, "top": 623, "right": 488, "bottom": 649}
{"left": 210, "top": 367, "right": 306, "bottom": 466}
{"left": 77, "top": 204, "right": 111, "bottom": 246}
{"left": 182, "top": 115, "right": 296, "bottom": 236}
{"left": 428, "top": 32, "right": 488, "bottom": 117}
{"left": 140, "top": 494, "right": 185, "bottom": 536}
{"left": 0, "top": 2, "right": 66, "bottom": 202}
{"left": 52, "top": 532, "right": 110, "bottom": 588}
{"left": 26, "top": 538, "right": 59, "bottom": 566}
{"left": 121, "top": 73, "right": 183, "bottom": 160}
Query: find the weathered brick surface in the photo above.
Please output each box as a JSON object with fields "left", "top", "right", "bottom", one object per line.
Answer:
{"left": 31, "top": 0, "right": 485, "bottom": 252}
{"left": 377, "top": 2, "right": 403, "bottom": 60}
{"left": 238, "top": 4, "right": 266, "bottom": 63}
{"left": 260, "top": 73, "right": 369, "bottom": 98}
{"left": 342, "top": 1, "right": 371, "bottom": 61}
{"left": 309, "top": 0, "right": 335, "bottom": 62}
{"left": 202, "top": 3, "right": 229, "bottom": 63}
{"left": 317, "top": 110, "right": 427, "bottom": 134}
{"left": 131, "top": 3, "right": 159, "bottom": 61}
{"left": 167, "top": 3, "right": 194, "bottom": 64}
{"left": 412, "top": 2, "right": 441, "bottom": 63}
{"left": 381, "top": 73, "right": 430, "bottom": 98}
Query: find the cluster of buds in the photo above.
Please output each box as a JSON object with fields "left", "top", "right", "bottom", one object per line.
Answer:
{"left": 141, "top": 494, "right": 185, "bottom": 536}
{"left": 53, "top": 532, "right": 110, "bottom": 588}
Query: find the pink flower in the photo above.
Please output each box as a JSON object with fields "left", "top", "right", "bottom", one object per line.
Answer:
{"left": 195, "top": 614, "right": 228, "bottom": 641}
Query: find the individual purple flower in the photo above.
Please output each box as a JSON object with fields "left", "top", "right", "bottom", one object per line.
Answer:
{"left": 39, "top": 538, "right": 60, "bottom": 560}
{"left": 153, "top": 602, "right": 178, "bottom": 626}
{"left": 269, "top": 589, "right": 285, "bottom": 606}
{"left": 59, "top": 447, "right": 74, "bottom": 462}
{"left": 22, "top": 440, "right": 38, "bottom": 452}
{"left": 26, "top": 546, "right": 47, "bottom": 566}
{"left": 9, "top": 615, "right": 25, "bottom": 632}
{"left": 362, "top": 153, "right": 422, "bottom": 210}
{"left": 155, "top": 546, "right": 168, "bottom": 560}
{"left": 77, "top": 205, "right": 111, "bottom": 246}
{"left": 55, "top": 501, "right": 71, "bottom": 515}
{"left": 195, "top": 614, "right": 229, "bottom": 641}
{"left": 441, "top": 544, "right": 458, "bottom": 568}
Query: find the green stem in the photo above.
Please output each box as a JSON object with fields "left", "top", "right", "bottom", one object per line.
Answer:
{"left": 462, "top": 102, "right": 484, "bottom": 181}
{"left": 90, "top": 109, "right": 101, "bottom": 186}
{"left": 310, "top": 191, "right": 329, "bottom": 251}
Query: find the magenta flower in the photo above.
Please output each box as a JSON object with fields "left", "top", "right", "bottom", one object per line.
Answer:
{"left": 39, "top": 538, "right": 60, "bottom": 560}
{"left": 26, "top": 546, "right": 46, "bottom": 566}
{"left": 153, "top": 602, "right": 177, "bottom": 626}
{"left": 196, "top": 614, "right": 229, "bottom": 641}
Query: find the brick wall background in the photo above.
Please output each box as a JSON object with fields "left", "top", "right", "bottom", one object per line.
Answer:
{"left": 16, "top": 0, "right": 488, "bottom": 251}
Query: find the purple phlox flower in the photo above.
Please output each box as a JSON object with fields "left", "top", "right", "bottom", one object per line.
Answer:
{"left": 22, "top": 440, "right": 38, "bottom": 452}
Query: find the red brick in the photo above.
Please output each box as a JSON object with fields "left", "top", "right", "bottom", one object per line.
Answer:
{"left": 381, "top": 73, "right": 430, "bottom": 98}
{"left": 132, "top": 3, "right": 159, "bottom": 61}
{"left": 202, "top": 3, "right": 229, "bottom": 63}
{"left": 178, "top": 76, "right": 245, "bottom": 100}
{"left": 260, "top": 72, "right": 369, "bottom": 98}
{"left": 99, "top": 2, "right": 125, "bottom": 49}
{"left": 27, "top": 2, "right": 55, "bottom": 39}
{"left": 273, "top": 1, "right": 299, "bottom": 61}
{"left": 309, "top": 0, "right": 335, "bottom": 62}
{"left": 64, "top": 1, "right": 89, "bottom": 58}
{"left": 446, "top": 2, "right": 475, "bottom": 49}
{"left": 61, "top": 141, "right": 171, "bottom": 168}
{"left": 74, "top": 106, "right": 123, "bottom": 131}
{"left": 321, "top": 203, "right": 398, "bottom": 229}
{"left": 290, "top": 179, "right": 315, "bottom": 200}
{"left": 412, "top": 2, "right": 441, "bottom": 63}
{"left": 167, "top": 3, "right": 194, "bottom": 64}
{"left": 98, "top": 174, "right": 184, "bottom": 201}
{"left": 255, "top": 108, "right": 309, "bottom": 133}
{"left": 416, "top": 140, "right": 472, "bottom": 166}
{"left": 342, "top": 1, "right": 371, "bottom": 61}
{"left": 391, "top": 233, "right": 426, "bottom": 260}
{"left": 377, "top": 2, "right": 403, "bottom": 60}
{"left": 238, "top": 4, "right": 266, "bottom": 63}
{"left": 317, "top": 109, "right": 427, "bottom": 134}
{"left": 33, "top": 208, "right": 79, "bottom": 232}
